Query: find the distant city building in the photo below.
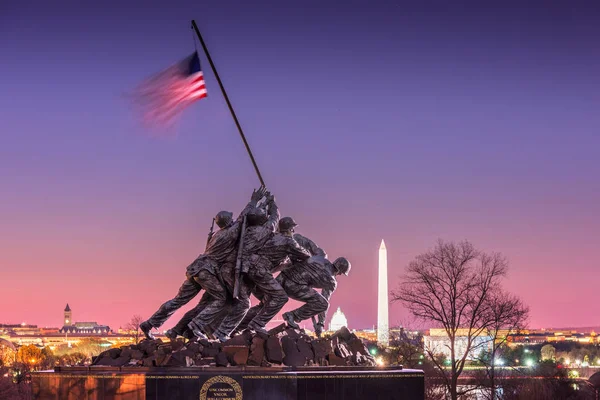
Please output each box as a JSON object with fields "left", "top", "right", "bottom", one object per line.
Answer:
{"left": 0, "top": 323, "right": 40, "bottom": 336}
{"left": 59, "top": 304, "right": 110, "bottom": 335}
{"left": 389, "top": 326, "right": 423, "bottom": 343}
{"left": 506, "top": 329, "right": 599, "bottom": 346}
{"left": 418, "top": 327, "right": 600, "bottom": 359}
{"left": 353, "top": 328, "right": 377, "bottom": 342}
{"left": 64, "top": 303, "right": 72, "bottom": 326}
{"left": 329, "top": 307, "right": 348, "bottom": 331}
{"left": 377, "top": 239, "right": 389, "bottom": 346}
{"left": 425, "top": 328, "right": 492, "bottom": 360}
{"left": 0, "top": 304, "right": 139, "bottom": 348}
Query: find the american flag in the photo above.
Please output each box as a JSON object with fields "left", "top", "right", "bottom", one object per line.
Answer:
{"left": 133, "top": 51, "right": 207, "bottom": 126}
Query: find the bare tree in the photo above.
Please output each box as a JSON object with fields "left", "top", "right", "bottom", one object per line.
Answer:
{"left": 478, "top": 290, "right": 529, "bottom": 400}
{"left": 390, "top": 334, "right": 423, "bottom": 368}
{"left": 391, "top": 240, "right": 524, "bottom": 400}
{"left": 125, "top": 315, "right": 145, "bottom": 344}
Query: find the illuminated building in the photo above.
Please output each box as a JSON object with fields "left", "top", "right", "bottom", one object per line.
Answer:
{"left": 64, "top": 303, "right": 72, "bottom": 326}
{"left": 506, "top": 329, "right": 600, "bottom": 346}
{"left": 59, "top": 304, "right": 110, "bottom": 335}
{"left": 353, "top": 329, "right": 377, "bottom": 342}
{"left": 377, "top": 239, "right": 389, "bottom": 346}
{"left": 425, "top": 328, "right": 492, "bottom": 360}
{"left": 329, "top": 307, "right": 348, "bottom": 331}
{"left": 0, "top": 304, "right": 139, "bottom": 348}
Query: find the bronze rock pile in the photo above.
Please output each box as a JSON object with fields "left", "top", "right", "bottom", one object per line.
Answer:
{"left": 91, "top": 326, "right": 375, "bottom": 368}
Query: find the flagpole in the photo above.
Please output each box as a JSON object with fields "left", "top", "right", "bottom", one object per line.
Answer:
{"left": 191, "top": 20, "right": 266, "bottom": 188}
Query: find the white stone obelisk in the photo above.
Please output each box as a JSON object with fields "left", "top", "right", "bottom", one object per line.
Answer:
{"left": 377, "top": 239, "right": 389, "bottom": 347}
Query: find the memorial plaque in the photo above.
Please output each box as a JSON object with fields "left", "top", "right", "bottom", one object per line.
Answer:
{"left": 200, "top": 376, "right": 243, "bottom": 400}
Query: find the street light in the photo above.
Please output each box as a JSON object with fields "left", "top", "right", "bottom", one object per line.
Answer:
{"left": 525, "top": 359, "right": 535, "bottom": 367}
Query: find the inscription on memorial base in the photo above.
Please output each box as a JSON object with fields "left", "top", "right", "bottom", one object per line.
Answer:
{"left": 200, "top": 375, "right": 243, "bottom": 400}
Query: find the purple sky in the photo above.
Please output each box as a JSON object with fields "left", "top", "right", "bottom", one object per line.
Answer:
{"left": 1, "top": 1, "right": 599, "bottom": 331}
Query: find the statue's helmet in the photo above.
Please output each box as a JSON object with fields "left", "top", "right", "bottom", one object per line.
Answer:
{"left": 246, "top": 207, "right": 268, "bottom": 226}
{"left": 278, "top": 216, "right": 298, "bottom": 233}
{"left": 333, "top": 257, "right": 351, "bottom": 276}
{"left": 214, "top": 211, "right": 234, "bottom": 228}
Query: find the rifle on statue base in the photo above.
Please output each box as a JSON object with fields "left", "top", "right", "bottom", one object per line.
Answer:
{"left": 232, "top": 215, "right": 248, "bottom": 300}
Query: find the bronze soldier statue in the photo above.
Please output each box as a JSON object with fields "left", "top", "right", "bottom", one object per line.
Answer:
{"left": 214, "top": 198, "right": 312, "bottom": 335}
{"left": 235, "top": 217, "right": 325, "bottom": 332}
{"left": 162, "top": 210, "right": 241, "bottom": 340}
{"left": 187, "top": 191, "right": 277, "bottom": 341}
{"left": 139, "top": 188, "right": 266, "bottom": 340}
{"left": 279, "top": 255, "right": 351, "bottom": 336}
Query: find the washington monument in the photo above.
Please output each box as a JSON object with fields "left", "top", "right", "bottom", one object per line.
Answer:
{"left": 377, "top": 239, "right": 389, "bottom": 346}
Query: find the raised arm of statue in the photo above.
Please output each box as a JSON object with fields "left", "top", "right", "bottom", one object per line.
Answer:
{"left": 236, "top": 187, "right": 267, "bottom": 222}
{"left": 264, "top": 196, "right": 280, "bottom": 232}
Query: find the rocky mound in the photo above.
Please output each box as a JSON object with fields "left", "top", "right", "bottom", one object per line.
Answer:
{"left": 91, "top": 325, "right": 375, "bottom": 368}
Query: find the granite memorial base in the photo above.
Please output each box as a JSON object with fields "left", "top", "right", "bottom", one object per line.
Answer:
{"left": 32, "top": 366, "right": 424, "bottom": 400}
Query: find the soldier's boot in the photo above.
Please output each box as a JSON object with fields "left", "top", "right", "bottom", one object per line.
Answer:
{"left": 283, "top": 312, "right": 300, "bottom": 330}
{"left": 247, "top": 321, "right": 268, "bottom": 335}
{"left": 187, "top": 321, "right": 209, "bottom": 341}
{"left": 140, "top": 321, "right": 155, "bottom": 340}
{"left": 190, "top": 328, "right": 208, "bottom": 341}
{"left": 164, "top": 329, "right": 178, "bottom": 341}
{"left": 213, "top": 331, "right": 230, "bottom": 343}
{"left": 182, "top": 329, "right": 195, "bottom": 340}
{"left": 229, "top": 328, "right": 247, "bottom": 338}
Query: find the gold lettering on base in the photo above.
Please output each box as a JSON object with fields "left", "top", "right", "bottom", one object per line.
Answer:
{"left": 200, "top": 376, "right": 242, "bottom": 400}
